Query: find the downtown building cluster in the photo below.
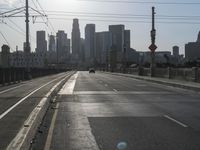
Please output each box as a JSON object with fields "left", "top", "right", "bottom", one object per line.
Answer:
{"left": 1, "top": 19, "right": 200, "bottom": 69}
{"left": 5, "top": 18, "right": 137, "bottom": 70}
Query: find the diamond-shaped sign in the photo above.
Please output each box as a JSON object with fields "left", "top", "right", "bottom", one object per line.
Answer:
{"left": 149, "top": 44, "right": 157, "bottom": 52}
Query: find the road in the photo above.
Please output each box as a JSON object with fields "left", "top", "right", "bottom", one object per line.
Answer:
{"left": 33, "top": 71, "right": 200, "bottom": 150}
{"left": 0, "top": 72, "right": 71, "bottom": 150}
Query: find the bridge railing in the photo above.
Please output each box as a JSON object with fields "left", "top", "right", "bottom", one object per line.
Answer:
{"left": 0, "top": 68, "right": 69, "bottom": 86}
{"left": 111, "top": 67, "right": 200, "bottom": 83}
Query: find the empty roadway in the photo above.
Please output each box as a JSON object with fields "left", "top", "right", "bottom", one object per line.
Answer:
{"left": 33, "top": 71, "right": 200, "bottom": 150}
{"left": 0, "top": 72, "right": 71, "bottom": 149}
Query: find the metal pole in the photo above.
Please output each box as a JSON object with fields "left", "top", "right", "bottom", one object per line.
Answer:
{"left": 25, "top": 0, "right": 31, "bottom": 79}
{"left": 150, "top": 6, "right": 156, "bottom": 77}
{"left": 25, "top": 0, "right": 30, "bottom": 53}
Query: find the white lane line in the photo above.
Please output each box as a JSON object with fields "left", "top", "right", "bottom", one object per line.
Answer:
{"left": 0, "top": 74, "right": 67, "bottom": 120}
{"left": 164, "top": 115, "right": 188, "bottom": 128}
{"left": 0, "top": 84, "right": 25, "bottom": 94}
{"left": 0, "top": 73, "right": 66, "bottom": 95}
{"left": 113, "top": 89, "right": 118, "bottom": 92}
{"left": 58, "top": 72, "right": 79, "bottom": 95}
{"left": 44, "top": 103, "right": 60, "bottom": 150}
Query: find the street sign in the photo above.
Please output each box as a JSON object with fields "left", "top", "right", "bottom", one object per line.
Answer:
{"left": 149, "top": 44, "right": 157, "bottom": 52}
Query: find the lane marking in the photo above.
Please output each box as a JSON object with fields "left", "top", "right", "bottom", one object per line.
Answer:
{"left": 44, "top": 103, "right": 60, "bottom": 150}
{"left": 0, "top": 84, "right": 25, "bottom": 94}
{"left": 0, "top": 73, "right": 68, "bottom": 120}
{"left": 0, "top": 73, "right": 66, "bottom": 95}
{"left": 113, "top": 89, "right": 118, "bottom": 92}
{"left": 73, "top": 91, "right": 172, "bottom": 95}
{"left": 164, "top": 115, "right": 188, "bottom": 128}
{"left": 6, "top": 72, "right": 73, "bottom": 150}
{"left": 58, "top": 72, "right": 79, "bottom": 95}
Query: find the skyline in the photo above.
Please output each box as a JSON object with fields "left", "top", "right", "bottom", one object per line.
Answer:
{"left": 1, "top": 0, "right": 200, "bottom": 55}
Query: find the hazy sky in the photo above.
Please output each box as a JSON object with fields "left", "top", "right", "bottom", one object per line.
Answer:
{"left": 0, "top": 0, "right": 200, "bottom": 55}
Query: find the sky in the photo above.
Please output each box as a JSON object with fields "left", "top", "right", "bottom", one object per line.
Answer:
{"left": 0, "top": 0, "right": 200, "bottom": 55}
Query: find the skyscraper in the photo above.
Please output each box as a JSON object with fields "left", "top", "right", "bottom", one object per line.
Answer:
{"left": 49, "top": 35, "right": 56, "bottom": 52}
{"left": 109, "top": 25, "right": 125, "bottom": 63}
{"left": 124, "top": 30, "right": 131, "bottom": 49}
{"left": 56, "top": 30, "right": 69, "bottom": 63}
{"left": 72, "top": 18, "right": 81, "bottom": 60}
{"left": 36, "top": 30, "right": 47, "bottom": 53}
{"left": 95, "top": 31, "right": 112, "bottom": 65}
{"left": 185, "top": 31, "right": 200, "bottom": 60}
{"left": 173, "top": 46, "right": 179, "bottom": 57}
{"left": 197, "top": 31, "right": 200, "bottom": 43}
{"left": 85, "top": 24, "right": 96, "bottom": 64}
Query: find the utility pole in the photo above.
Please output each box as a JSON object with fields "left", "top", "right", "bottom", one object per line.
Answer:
{"left": 25, "top": 0, "right": 30, "bottom": 53}
{"left": 25, "top": 0, "right": 31, "bottom": 79}
{"left": 149, "top": 6, "right": 157, "bottom": 77}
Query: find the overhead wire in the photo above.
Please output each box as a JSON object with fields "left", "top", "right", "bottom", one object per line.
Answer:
{"left": 76, "top": 0, "right": 200, "bottom": 5}
{"left": 0, "top": 30, "right": 14, "bottom": 51}
{"left": 48, "top": 17, "right": 200, "bottom": 24}
{"left": 31, "top": 0, "right": 56, "bottom": 34}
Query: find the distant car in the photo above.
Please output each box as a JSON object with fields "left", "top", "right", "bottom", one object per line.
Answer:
{"left": 89, "top": 68, "right": 95, "bottom": 73}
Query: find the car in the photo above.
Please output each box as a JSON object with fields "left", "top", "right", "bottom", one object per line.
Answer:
{"left": 89, "top": 68, "right": 95, "bottom": 73}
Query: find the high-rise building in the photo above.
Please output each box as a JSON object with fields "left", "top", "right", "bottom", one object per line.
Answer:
{"left": 36, "top": 30, "right": 47, "bottom": 53}
{"left": 124, "top": 30, "right": 131, "bottom": 49}
{"left": 72, "top": 18, "right": 81, "bottom": 60}
{"left": 95, "top": 32, "right": 103, "bottom": 64}
{"left": 1, "top": 45, "right": 10, "bottom": 68}
{"left": 197, "top": 31, "right": 200, "bottom": 43}
{"left": 185, "top": 31, "right": 200, "bottom": 60}
{"left": 49, "top": 35, "right": 56, "bottom": 52}
{"left": 80, "top": 38, "right": 85, "bottom": 62}
{"left": 85, "top": 24, "right": 96, "bottom": 63}
{"left": 56, "top": 30, "right": 70, "bottom": 63}
{"left": 109, "top": 25, "right": 125, "bottom": 63}
{"left": 109, "top": 25, "right": 125, "bottom": 52}
{"left": 95, "top": 31, "right": 112, "bottom": 65}
{"left": 173, "top": 46, "right": 179, "bottom": 57}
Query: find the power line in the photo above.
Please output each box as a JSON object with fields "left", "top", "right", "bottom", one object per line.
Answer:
{"left": 42, "top": 13, "right": 200, "bottom": 21}
{"left": 29, "top": 10, "right": 200, "bottom": 19}
{"left": 32, "top": 0, "right": 56, "bottom": 33}
{"left": 49, "top": 17, "right": 200, "bottom": 24}
{"left": 77, "top": 0, "right": 200, "bottom": 5}
{"left": 0, "top": 30, "right": 14, "bottom": 51}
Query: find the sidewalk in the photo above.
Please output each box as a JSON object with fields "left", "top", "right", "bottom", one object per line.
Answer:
{"left": 103, "top": 72, "right": 200, "bottom": 92}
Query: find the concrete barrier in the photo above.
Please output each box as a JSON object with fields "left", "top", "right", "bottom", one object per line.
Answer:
{"left": 7, "top": 71, "right": 75, "bottom": 150}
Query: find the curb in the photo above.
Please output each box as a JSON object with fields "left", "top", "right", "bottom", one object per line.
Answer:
{"left": 7, "top": 71, "right": 75, "bottom": 150}
{"left": 102, "top": 72, "right": 200, "bottom": 92}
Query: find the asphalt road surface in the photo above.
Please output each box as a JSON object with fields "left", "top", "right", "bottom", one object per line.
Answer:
{"left": 0, "top": 72, "right": 70, "bottom": 150}
{"left": 33, "top": 71, "right": 200, "bottom": 150}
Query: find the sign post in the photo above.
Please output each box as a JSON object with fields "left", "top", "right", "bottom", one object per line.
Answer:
{"left": 149, "top": 7, "right": 157, "bottom": 77}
